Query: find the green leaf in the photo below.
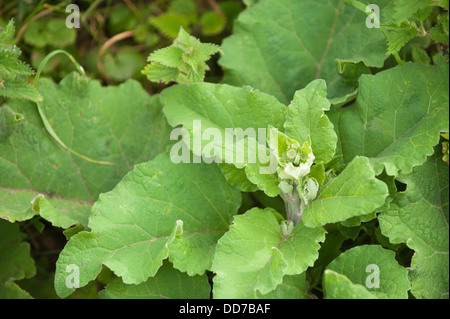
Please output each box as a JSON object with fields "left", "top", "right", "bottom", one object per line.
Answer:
{"left": 0, "top": 19, "right": 41, "bottom": 103}
{"left": 147, "top": 46, "right": 184, "bottom": 68}
{"left": 383, "top": 22, "right": 418, "bottom": 55}
{"left": 378, "top": 145, "right": 449, "bottom": 299}
{"left": 142, "top": 62, "right": 179, "bottom": 84}
{"left": 102, "top": 47, "right": 145, "bottom": 82}
{"left": 411, "top": 46, "right": 431, "bottom": 65}
{"left": 257, "top": 273, "right": 309, "bottom": 299}
{"left": 219, "top": 163, "right": 258, "bottom": 192}
{"left": 143, "top": 27, "right": 221, "bottom": 84}
{"left": 219, "top": 0, "right": 388, "bottom": 104}
{"left": 0, "top": 219, "right": 36, "bottom": 298}
{"left": 303, "top": 156, "right": 389, "bottom": 228}
{"left": 0, "top": 54, "right": 35, "bottom": 76}
{"left": 0, "top": 77, "right": 42, "bottom": 102}
{"left": 54, "top": 152, "right": 241, "bottom": 298}
{"left": 385, "top": 0, "right": 430, "bottom": 23}
{"left": 23, "top": 19, "right": 76, "bottom": 48}
{"left": 99, "top": 261, "right": 210, "bottom": 299}
{"left": 323, "top": 270, "right": 377, "bottom": 299}
{"left": 284, "top": 79, "right": 337, "bottom": 164}
{"left": 0, "top": 73, "right": 171, "bottom": 226}
{"left": 168, "top": 0, "right": 198, "bottom": 23}
{"left": 325, "top": 245, "right": 410, "bottom": 299}
{"left": 329, "top": 62, "right": 449, "bottom": 176}
{"left": 243, "top": 0, "right": 257, "bottom": 7}
{"left": 430, "top": 13, "right": 449, "bottom": 44}
{"left": 161, "top": 82, "right": 287, "bottom": 167}
{"left": 211, "top": 208, "right": 326, "bottom": 298}
{"left": 200, "top": 11, "right": 226, "bottom": 36}
{"left": 149, "top": 14, "right": 190, "bottom": 39}
{"left": 0, "top": 105, "right": 23, "bottom": 142}
{"left": 0, "top": 19, "right": 15, "bottom": 45}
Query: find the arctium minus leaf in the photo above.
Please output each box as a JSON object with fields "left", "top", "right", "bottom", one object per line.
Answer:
{"left": 143, "top": 27, "right": 221, "bottom": 84}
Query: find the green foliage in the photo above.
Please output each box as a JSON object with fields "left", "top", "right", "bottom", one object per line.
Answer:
{"left": 0, "top": 105, "right": 23, "bottom": 142}
{"left": 142, "top": 27, "right": 221, "bottom": 84}
{"left": 347, "top": 0, "right": 449, "bottom": 60}
{"left": 0, "top": 219, "right": 36, "bottom": 298}
{"left": 0, "top": 19, "right": 41, "bottom": 102}
{"left": 379, "top": 144, "right": 449, "bottom": 298}
{"left": 219, "top": 0, "right": 388, "bottom": 104}
{"left": 99, "top": 261, "right": 211, "bottom": 299}
{"left": 54, "top": 152, "right": 241, "bottom": 298}
{"left": 22, "top": 19, "right": 76, "bottom": 48}
{"left": 324, "top": 245, "right": 410, "bottom": 299}
{"left": 211, "top": 207, "right": 325, "bottom": 298}
{"left": 0, "top": 74, "right": 171, "bottom": 225}
{"left": 0, "top": 0, "right": 448, "bottom": 301}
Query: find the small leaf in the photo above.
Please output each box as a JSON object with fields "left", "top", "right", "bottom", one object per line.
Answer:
{"left": 0, "top": 74, "right": 172, "bottom": 226}
{"left": 430, "top": 13, "right": 449, "bottom": 44}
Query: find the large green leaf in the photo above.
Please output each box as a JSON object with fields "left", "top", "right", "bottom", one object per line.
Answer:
{"left": 211, "top": 208, "right": 326, "bottom": 298}
{"left": 324, "top": 245, "right": 410, "bottom": 299}
{"left": 99, "top": 262, "right": 211, "bottom": 299}
{"left": 0, "top": 219, "right": 36, "bottom": 298}
{"left": 160, "top": 82, "right": 286, "bottom": 165}
{"left": 54, "top": 152, "right": 241, "bottom": 298}
{"left": 284, "top": 79, "right": 337, "bottom": 164}
{"left": 257, "top": 273, "right": 309, "bottom": 299}
{"left": 379, "top": 145, "right": 449, "bottom": 299}
{"left": 219, "top": 0, "right": 388, "bottom": 104}
{"left": 0, "top": 73, "right": 171, "bottom": 227}
{"left": 303, "top": 156, "right": 389, "bottom": 227}
{"left": 329, "top": 63, "right": 449, "bottom": 176}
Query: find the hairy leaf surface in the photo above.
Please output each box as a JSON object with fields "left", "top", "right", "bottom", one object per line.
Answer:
{"left": 0, "top": 73, "right": 171, "bottom": 227}
{"left": 54, "top": 152, "right": 241, "bottom": 298}
{"left": 303, "top": 156, "right": 389, "bottom": 227}
{"left": 324, "top": 245, "right": 410, "bottom": 299}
